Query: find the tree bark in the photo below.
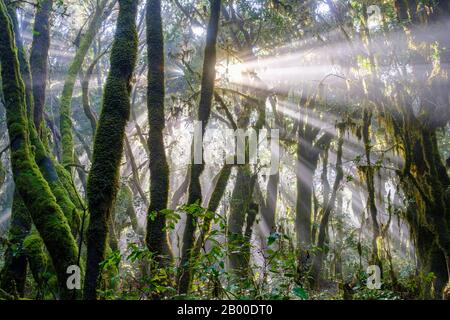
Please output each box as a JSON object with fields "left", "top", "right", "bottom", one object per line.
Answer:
{"left": 84, "top": 0, "right": 138, "bottom": 300}
{"left": 30, "top": 0, "right": 53, "bottom": 133}
{"left": 0, "top": 192, "right": 31, "bottom": 297}
{"left": 145, "top": 0, "right": 172, "bottom": 263}
{"left": 178, "top": 0, "right": 221, "bottom": 294}
{"left": 310, "top": 125, "right": 345, "bottom": 287}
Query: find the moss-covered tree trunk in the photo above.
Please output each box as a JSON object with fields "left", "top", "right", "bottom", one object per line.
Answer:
{"left": 0, "top": 0, "right": 80, "bottom": 298}
{"left": 83, "top": 0, "right": 138, "bottom": 300}
{"left": 80, "top": 53, "right": 104, "bottom": 137}
{"left": 29, "top": 0, "right": 53, "bottom": 133}
{"left": 178, "top": 0, "right": 221, "bottom": 295}
{"left": 23, "top": 230, "right": 52, "bottom": 298}
{"left": 394, "top": 0, "right": 450, "bottom": 298}
{"left": 360, "top": 110, "right": 383, "bottom": 272}
{"left": 145, "top": 0, "right": 172, "bottom": 263}
{"left": 7, "top": 0, "right": 82, "bottom": 234}
{"left": 0, "top": 192, "right": 31, "bottom": 297}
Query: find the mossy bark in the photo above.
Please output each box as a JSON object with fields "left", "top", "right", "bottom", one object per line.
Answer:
{"left": 378, "top": 0, "right": 450, "bottom": 298}
{"left": 0, "top": 159, "right": 5, "bottom": 189}
{"left": 0, "top": 0, "right": 80, "bottom": 298}
{"left": 360, "top": 110, "right": 382, "bottom": 271}
{"left": 7, "top": 0, "right": 82, "bottom": 234}
{"left": 30, "top": 127, "right": 82, "bottom": 234}
{"left": 23, "top": 230, "right": 51, "bottom": 298}
{"left": 0, "top": 192, "right": 31, "bottom": 297}
{"left": 4, "top": 0, "right": 33, "bottom": 119}
{"left": 84, "top": 0, "right": 138, "bottom": 300}
{"left": 178, "top": 0, "right": 221, "bottom": 294}
{"left": 29, "top": 0, "right": 53, "bottom": 133}
{"left": 399, "top": 128, "right": 450, "bottom": 297}
{"left": 145, "top": 0, "right": 172, "bottom": 263}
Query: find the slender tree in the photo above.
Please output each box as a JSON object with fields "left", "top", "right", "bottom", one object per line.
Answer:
{"left": 30, "top": 0, "right": 53, "bottom": 133}
{"left": 178, "top": 0, "right": 221, "bottom": 294}
{"left": 84, "top": 0, "right": 138, "bottom": 300}
{"left": 145, "top": 0, "right": 172, "bottom": 263}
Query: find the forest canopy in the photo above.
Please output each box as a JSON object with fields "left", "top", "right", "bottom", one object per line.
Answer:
{"left": 0, "top": 0, "right": 449, "bottom": 301}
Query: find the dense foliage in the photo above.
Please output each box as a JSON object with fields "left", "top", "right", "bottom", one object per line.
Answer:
{"left": 0, "top": 0, "right": 449, "bottom": 300}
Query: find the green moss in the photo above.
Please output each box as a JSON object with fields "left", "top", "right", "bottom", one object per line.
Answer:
{"left": 29, "top": 123, "right": 82, "bottom": 233}
{"left": 0, "top": 0, "right": 80, "bottom": 299}
{"left": 23, "top": 231, "right": 50, "bottom": 292}
{"left": 29, "top": 0, "right": 52, "bottom": 133}
{"left": 0, "top": 192, "right": 31, "bottom": 297}
{"left": 145, "top": 0, "right": 172, "bottom": 263}
{"left": 84, "top": 0, "right": 138, "bottom": 300}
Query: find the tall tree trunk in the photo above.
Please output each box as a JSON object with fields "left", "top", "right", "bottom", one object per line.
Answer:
{"left": 310, "top": 125, "right": 345, "bottom": 287}
{"left": 29, "top": 0, "right": 53, "bottom": 134}
{"left": 360, "top": 110, "right": 382, "bottom": 272}
{"left": 178, "top": 0, "right": 221, "bottom": 294}
{"left": 296, "top": 134, "right": 315, "bottom": 250}
{"left": 296, "top": 121, "right": 331, "bottom": 272}
{"left": 83, "top": 0, "right": 138, "bottom": 300}
{"left": 145, "top": 0, "right": 172, "bottom": 263}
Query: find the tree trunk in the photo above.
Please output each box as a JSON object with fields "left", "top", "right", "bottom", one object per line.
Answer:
{"left": 227, "top": 165, "right": 256, "bottom": 274}
{"left": 84, "top": 0, "right": 138, "bottom": 300}
{"left": 361, "top": 110, "right": 382, "bottom": 271}
{"left": 145, "top": 0, "right": 172, "bottom": 264}
{"left": 178, "top": 0, "right": 221, "bottom": 294}
{"left": 310, "top": 125, "right": 345, "bottom": 287}
{"left": 29, "top": 0, "right": 53, "bottom": 134}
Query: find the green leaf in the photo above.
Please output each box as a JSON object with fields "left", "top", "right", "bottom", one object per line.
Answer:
{"left": 293, "top": 287, "right": 308, "bottom": 300}
{"left": 267, "top": 232, "right": 280, "bottom": 246}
